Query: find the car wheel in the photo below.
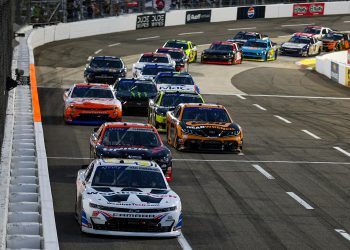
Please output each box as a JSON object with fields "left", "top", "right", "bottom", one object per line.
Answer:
{"left": 194, "top": 52, "right": 197, "bottom": 62}
{"left": 173, "top": 131, "right": 181, "bottom": 151}
{"left": 274, "top": 50, "right": 278, "bottom": 60}
{"left": 264, "top": 53, "right": 268, "bottom": 62}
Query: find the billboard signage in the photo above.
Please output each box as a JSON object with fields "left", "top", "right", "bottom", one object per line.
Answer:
{"left": 237, "top": 6, "right": 265, "bottom": 20}
{"left": 331, "top": 62, "right": 339, "bottom": 82}
{"left": 185, "top": 10, "right": 211, "bottom": 24}
{"left": 136, "top": 13, "right": 166, "bottom": 29}
{"left": 293, "top": 3, "right": 325, "bottom": 17}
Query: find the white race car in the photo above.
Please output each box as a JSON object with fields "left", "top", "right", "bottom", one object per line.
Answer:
{"left": 132, "top": 52, "right": 175, "bottom": 77}
{"left": 75, "top": 158, "right": 182, "bottom": 237}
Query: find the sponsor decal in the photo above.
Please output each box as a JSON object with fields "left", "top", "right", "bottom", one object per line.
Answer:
{"left": 247, "top": 7, "right": 255, "bottom": 18}
{"left": 158, "top": 84, "right": 195, "bottom": 92}
{"left": 185, "top": 10, "right": 211, "bottom": 24}
{"left": 293, "top": 3, "right": 324, "bottom": 17}
{"left": 237, "top": 6, "right": 265, "bottom": 20}
{"left": 346, "top": 67, "right": 350, "bottom": 87}
{"left": 331, "top": 62, "right": 339, "bottom": 82}
{"left": 136, "top": 13, "right": 166, "bottom": 29}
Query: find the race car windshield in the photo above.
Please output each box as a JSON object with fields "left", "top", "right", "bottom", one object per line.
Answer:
{"left": 157, "top": 50, "right": 184, "bottom": 59}
{"left": 92, "top": 166, "right": 167, "bottom": 189}
{"left": 234, "top": 33, "right": 258, "bottom": 40}
{"left": 157, "top": 76, "right": 194, "bottom": 85}
{"left": 209, "top": 44, "right": 233, "bottom": 51}
{"left": 303, "top": 27, "right": 320, "bottom": 34}
{"left": 117, "top": 82, "right": 157, "bottom": 94}
{"left": 90, "top": 59, "right": 122, "bottom": 68}
{"left": 139, "top": 55, "right": 169, "bottom": 63}
{"left": 331, "top": 34, "right": 343, "bottom": 40}
{"left": 289, "top": 36, "right": 310, "bottom": 44}
{"left": 71, "top": 86, "right": 114, "bottom": 98}
{"left": 142, "top": 67, "right": 174, "bottom": 76}
{"left": 182, "top": 107, "right": 230, "bottom": 122}
{"left": 164, "top": 42, "right": 189, "bottom": 50}
{"left": 161, "top": 94, "right": 203, "bottom": 107}
{"left": 102, "top": 128, "right": 161, "bottom": 147}
{"left": 244, "top": 41, "right": 267, "bottom": 48}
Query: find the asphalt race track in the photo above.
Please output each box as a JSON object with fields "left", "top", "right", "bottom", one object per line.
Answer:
{"left": 35, "top": 15, "right": 350, "bottom": 249}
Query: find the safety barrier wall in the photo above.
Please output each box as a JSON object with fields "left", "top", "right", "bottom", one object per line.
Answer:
{"left": 265, "top": 4, "right": 294, "bottom": 18}
{"left": 324, "top": 1, "right": 350, "bottom": 15}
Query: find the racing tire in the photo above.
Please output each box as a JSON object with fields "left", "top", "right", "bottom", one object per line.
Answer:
{"left": 194, "top": 53, "right": 197, "bottom": 62}
{"left": 264, "top": 53, "right": 268, "bottom": 62}
{"left": 173, "top": 131, "right": 182, "bottom": 151}
{"left": 274, "top": 51, "right": 278, "bottom": 60}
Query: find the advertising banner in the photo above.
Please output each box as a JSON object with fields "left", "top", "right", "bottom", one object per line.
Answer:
{"left": 346, "top": 67, "right": 350, "bottom": 87}
{"left": 331, "top": 62, "right": 339, "bottom": 82}
{"left": 237, "top": 6, "right": 265, "bottom": 20}
{"left": 185, "top": 10, "right": 211, "bottom": 24}
{"left": 348, "top": 49, "right": 350, "bottom": 65}
{"left": 293, "top": 3, "right": 325, "bottom": 17}
{"left": 136, "top": 13, "right": 166, "bottom": 29}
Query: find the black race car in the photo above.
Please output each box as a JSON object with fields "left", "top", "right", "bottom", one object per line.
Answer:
{"left": 114, "top": 78, "right": 158, "bottom": 112}
{"left": 227, "top": 31, "right": 267, "bottom": 47}
{"left": 84, "top": 56, "right": 127, "bottom": 84}
{"left": 90, "top": 122, "right": 173, "bottom": 180}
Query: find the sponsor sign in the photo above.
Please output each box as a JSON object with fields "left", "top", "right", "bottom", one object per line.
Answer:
{"left": 136, "top": 13, "right": 166, "bottom": 29}
{"left": 348, "top": 49, "right": 350, "bottom": 65}
{"left": 346, "top": 67, "right": 350, "bottom": 87}
{"left": 185, "top": 10, "right": 211, "bottom": 24}
{"left": 237, "top": 6, "right": 265, "bottom": 20}
{"left": 331, "top": 62, "right": 339, "bottom": 82}
{"left": 293, "top": 3, "right": 325, "bottom": 17}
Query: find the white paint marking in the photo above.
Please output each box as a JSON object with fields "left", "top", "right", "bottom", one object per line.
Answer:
{"left": 177, "top": 233, "right": 192, "bottom": 250}
{"left": 94, "top": 49, "right": 103, "bottom": 54}
{"left": 197, "top": 44, "right": 211, "bottom": 47}
{"left": 281, "top": 23, "right": 314, "bottom": 27}
{"left": 274, "top": 115, "right": 292, "bottom": 124}
{"left": 335, "top": 229, "right": 350, "bottom": 241}
{"left": 236, "top": 95, "right": 246, "bottom": 100}
{"left": 252, "top": 164, "right": 274, "bottom": 179}
{"left": 253, "top": 104, "right": 266, "bottom": 111}
{"left": 136, "top": 36, "right": 160, "bottom": 41}
{"left": 287, "top": 192, "right": 314, "bottom": 210}
{"left": 278, "top": 35, "right": 292, "bottom": 38}
{"left": 108, "top": 43, "right": 120, "bottom": 47}
{"left": 302, "top": 130, "right": 321, "bottom": 140}
{"left": 227, "top": 27, "right": 256, "bottom": 31}
{"left": 333, "top": 147, "right": 350, "bottom": 157}
{"left": 247, "top": 94, "right": 350, "bottom": 100}
{"left": 344, "top": 21, "right": 350, "bottom": 23}
{"left": 178, "top": 31, "right": 204, "bottom": 35}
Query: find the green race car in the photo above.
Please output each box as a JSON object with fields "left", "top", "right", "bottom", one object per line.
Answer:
{"left": 148, "top": 90, "right": 205, "bottom": 132}
{"left": 163, "top": 40, "right": 198, "bottom": 63}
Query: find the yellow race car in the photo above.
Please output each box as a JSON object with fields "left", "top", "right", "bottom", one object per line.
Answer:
{"left": 163, "top": 40, "right": 197, "bottom": 63}
{"left": 166, "top": 103, "right": 243, "bottom": 152}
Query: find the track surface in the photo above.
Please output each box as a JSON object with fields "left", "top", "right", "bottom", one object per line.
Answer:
{"left": 35, "top": 15, "right": 350, "bottom": 249}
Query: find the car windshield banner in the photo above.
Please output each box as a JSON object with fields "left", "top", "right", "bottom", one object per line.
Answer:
{"left": 186, "top": 10, "right": 211, "bottom": 24}
{"left": 237, "top": 6, "right": 265, "bottom": 20}
{"left": 136, "top": 13, "right": 166, "bottom": 29}
{"left": 293, "top": 3, "right": 325, "bottom": 17}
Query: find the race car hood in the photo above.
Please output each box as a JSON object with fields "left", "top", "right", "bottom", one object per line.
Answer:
{"left": 116, "top": 91, "right": 156, "bottom": 100}
{"left": 183, "top": 121, "right": 237, "bottom": 129}
{"left": 66, "top": 98, "right": 121, "bottom": 108}
{"left": 242, "top": 46, "right": 266, "bottom": 53}
{"left": 88, "top": 67, "right": 123, "bottom": 73}
{"left": 86, "top": 186, "right": 180, "bottom": 209}
{"left": 282, "top": 42, "right": 307, "bottom": 49}
{"left": 202, "top": 49, "right": 233, "bottom": 55}
{"left": 134, "top": 62, "right": 171, "bottom": 71}
{"left": 96, "top": 145, "right": 170, "bottom": 160}
{"left": 227, "top": 38, "right": 246, "bottom": 45}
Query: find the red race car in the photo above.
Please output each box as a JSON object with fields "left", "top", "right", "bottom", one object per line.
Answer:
{"left": 201, "top": 42, "right": 242, "bottom": 65}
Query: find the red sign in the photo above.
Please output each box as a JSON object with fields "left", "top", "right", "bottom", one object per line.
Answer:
{"left": 293, "top": 3, "right": 325, "bottom": 17}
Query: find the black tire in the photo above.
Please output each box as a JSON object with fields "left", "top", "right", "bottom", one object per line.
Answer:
{"left": 274, "top": 50, "right": 278, "bottom": 60}
{"left": 264, "top": 53, "right": 268, "bottom": 62}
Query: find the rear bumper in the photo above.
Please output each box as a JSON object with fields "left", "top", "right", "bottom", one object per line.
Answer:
{"left": 178, "top": 134, "right": 243, "bottom": 151}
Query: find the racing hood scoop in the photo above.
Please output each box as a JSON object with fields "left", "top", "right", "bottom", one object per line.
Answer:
{"left": 102, "top": 194, "right": 130, "bottom": 202}
{"left": 121, "top": 187, "right": 142, "bottom": 192}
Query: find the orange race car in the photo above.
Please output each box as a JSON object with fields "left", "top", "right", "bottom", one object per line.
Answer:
{"left": 321, "top": 32, "right": 350, "bottom": 51}
{"left": 166, "top": 103, "right": 243, "bottom": 152}
{"left": 63, "top": 83, "right": 122, "bottom": 124}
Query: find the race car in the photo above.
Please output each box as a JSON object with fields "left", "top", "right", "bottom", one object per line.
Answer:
{"left": 166, "top": 103, "right": 243, "bottom": 152}
{"left": 114, "top": 78, "right": 157, "bottom": 112}
{"left": 155, "top": 47, "right": 187, "bottom": 71}
{"left": 163, "top": 40, "right": 197, "bottom": 63}
{"left": 280, "top": 33, "right": 322, "bottom": 57}
{"left": 227, "top": 31, "right": 268, "bottom": 47}
{"left": 90, "top": 122, "right": 173, "bottom": 180}
{"left": 132, "top": 52, "right": 175, "bottom": 77}
{"left": 63, "top": 83, "right": 122, "bottom": 124}
{"left": 321, "top": 32, "right": 350, "bottom": 51}
{"left": 75, "top": 158, "right": 182, "bottom": 237}
{"left": 135, "top": 64, "right": 175, "bottom": 80}
{"left": 302, "top": 25, "right": 333, "bottom": 40}
{"left": 201, "top": 41, "right": 242, "bottom": 65}
{"left": 84, "top": 56, "right": 127, "bottom": 84}
{"left": 241, "top": 39, "right": 278, "bottom": 61}
{"left": 153, "top": 71, "right": 200, "bottom": 93}
{"left": 148, "top": 91, "right": 205, "bottom": 132}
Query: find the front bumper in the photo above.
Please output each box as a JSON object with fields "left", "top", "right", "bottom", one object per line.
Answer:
{"left": 280, "top": 48, "right": 305, "bottom": 57}
{"left": 242, "top": 52, "right": 265, "bottom": 61}
{"left": 64, "top": 109, "right": 122, "bottom": 124}
{"left": 178, "top": 134, "right": 243, "bottom": 151}
{"left": 201, "top": 55, "right": 233, "bottom": 64}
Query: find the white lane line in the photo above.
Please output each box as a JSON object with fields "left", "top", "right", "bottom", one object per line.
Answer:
{"left": 197, "top": 43, "right": 211, "bottom": 47}
{"left": 178, "top": 31, "right": 204, "bottom": 35}
{"left": 302, "top": 130, "right": 321, "bottom": 140}
{"left": 281, "top": 23, "right": 314, "bottom": 27}
{"left": 344, "top": 21, "right": 350, "bottom": 23}
{"left": 274, "top": 115, "right": 292, "bottom": 124}
{"left": 252, "top": 164, "right": 274, "bottom": 179}
{"left": 136, "top": 36, "right": 160, "bottom": 41}
{"left": 335, "top": 229, "right": 350, "bottom": 241}
{"left": 108, "top": 43, "right": 120, "bottom": 47}
{"left": 278, "top": 35, "right": 291, "bottom": 38}
{"left": 236, "top": 95, "right": 246, "bottom": 100}
{"left": 287, "top": 192, "right": 314, "bottom": 210}
{"left": 177, "top": 233, "right": 192, "bottom": 250}
{"left": 333, "top": 147, "right": 350, "bottom": 157}
{"left": 247, "top": 94, "right": 350, "bottom": 100}
{"left": 94, "top": 49, "right": 103, "bottom": 54}
{"left": 227, "top": 27, "right": 256, "bottom": 31}
{"left": 253, "top": 104, "right": 266, "bottom": 111}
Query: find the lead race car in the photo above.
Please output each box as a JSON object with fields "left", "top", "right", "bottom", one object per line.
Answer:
{"left": 75, "top": 158, "right": 182, "bottom": 237}
{"left": 280, "top": 33, "right": 322, "bottom": 57}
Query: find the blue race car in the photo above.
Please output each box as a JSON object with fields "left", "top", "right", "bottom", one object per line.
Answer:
{"left": 241, "top": 39, "right": 278, "bottom": 62}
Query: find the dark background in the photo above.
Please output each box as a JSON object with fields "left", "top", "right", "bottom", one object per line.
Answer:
{"left": 237, "top": 6, "right": 266, "bottom": 20}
